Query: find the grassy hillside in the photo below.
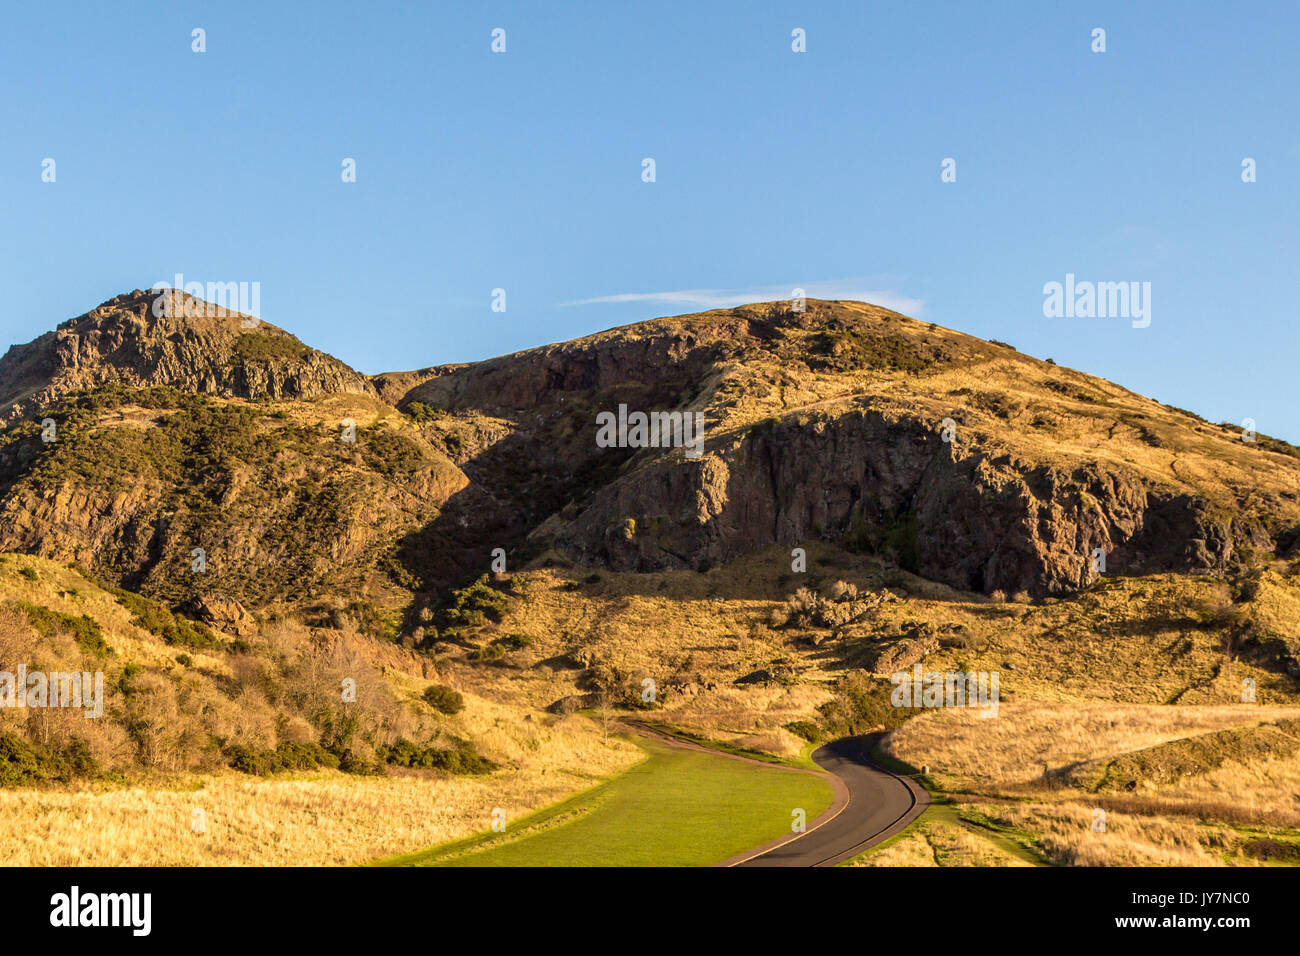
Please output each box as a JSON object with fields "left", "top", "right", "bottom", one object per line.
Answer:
{"left": 0, "top": 553, "right": 641, "bottom": 864}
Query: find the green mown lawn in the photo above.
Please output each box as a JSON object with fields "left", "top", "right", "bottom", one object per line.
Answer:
{"left": 376, "top": 736, "right": 834, "bottom": 867}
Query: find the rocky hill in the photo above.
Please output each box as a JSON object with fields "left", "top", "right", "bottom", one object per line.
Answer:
{"left": 0, "top": 290, "right": 1297, "bottom": 635}
{"left": 386, "top": 299, "right": 1300, "bottom": 598}
{"left": 0, "top": 289, "right": 373, "bottom": 424}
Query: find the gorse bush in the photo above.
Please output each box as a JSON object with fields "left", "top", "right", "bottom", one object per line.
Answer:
{"left": 376, "top": 738, "right": 496, "bottom": 775}
{"left": 341, "top": 600, "right": 397, "bottom": 642}
{"left": 422, "top": 685, "right": 464, "bottom": 714}
{"left": 437, "top": 576, "right": 512, "bottom": 631}
{"left": 106, "top": 587, "right": 220, "bottom": 649}
{"left": 403, "top": 401, "right": 448, "bottom": 424}
{"left": 116, "top": 662, "right": 145, "bottom": 698}
{"left": 17, "top": 602, "right": 110, "bottom": 657}
{"left": 784, "top": 720, "right": 823, "bottom": 743}
{"left": 224, "top": 741, "right": 340, "bottom": 776}
{"left": 0, "top": 734, "right": 99, "bottom": 786}
{"left": 818, "top": 671, "right": 919, "bottom": 738}
{"left": 360, "top": 427, "right": 429, "bottom": 481}
{"left": 808, "top": 329, "right": 932, "bottom": 374}
{"left": 467, "top": 633, "right": 533, "bottom": 661}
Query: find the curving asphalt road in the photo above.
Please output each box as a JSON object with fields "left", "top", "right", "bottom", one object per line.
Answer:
{"left": 725, "top": 733, "right": 930, "bottom": 867}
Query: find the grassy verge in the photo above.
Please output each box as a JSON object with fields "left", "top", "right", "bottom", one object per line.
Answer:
{"left": 623, "top": 719, "right": 816, "bottom": 768}
{"left": 376, "top": 735, "right": 833, "bottom": 867}
{"left": 845, "top": 802, "right": 1048, "bottom": 867}
{"left": 869, "top": 738, "right": 938, "bottom": 790}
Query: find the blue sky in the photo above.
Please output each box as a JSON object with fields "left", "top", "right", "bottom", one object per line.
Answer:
{"left": 1, "top": 1, "right": 1297, "bottom": 437}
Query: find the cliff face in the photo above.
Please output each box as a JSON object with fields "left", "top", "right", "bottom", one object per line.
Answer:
{"left": 0, "top": 292, "right": 1296, "bottom": 617}
{"left": 0, "top": 418, "right": 466, "bottom": 608}
{"left": 543, "top": 409, "right": 1281, "bottom": 596}
{"left": 390, "top": 299, "right": 1300, "bottom": 598}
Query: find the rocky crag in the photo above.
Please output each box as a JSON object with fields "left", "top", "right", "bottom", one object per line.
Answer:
{"left": 0, "top": 291, "right": 1296, "bottom": 632}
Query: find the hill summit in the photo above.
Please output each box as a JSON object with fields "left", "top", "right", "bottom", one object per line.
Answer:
{"left": 0, "top": 289, "right": 373, "bottom": 424}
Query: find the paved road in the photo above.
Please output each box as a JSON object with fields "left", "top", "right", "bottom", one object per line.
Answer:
{"left": 728, "top": 733, "right": 930, "bottom": 867}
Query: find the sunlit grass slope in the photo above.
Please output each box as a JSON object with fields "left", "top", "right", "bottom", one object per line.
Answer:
{"left": 380, "top": 736, "right": 833, "bottom": 867}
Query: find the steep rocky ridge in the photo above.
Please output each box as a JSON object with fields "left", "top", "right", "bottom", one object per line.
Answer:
{"left": 387, "top": 300, "right": 1300, "bottom": 597}
{"left": 0, "top": 293, "right": 1297, "bottom": 628}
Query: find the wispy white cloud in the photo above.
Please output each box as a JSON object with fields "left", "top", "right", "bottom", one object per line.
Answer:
{"left": 558, "top": 279, "right": 924, "bottom": 316}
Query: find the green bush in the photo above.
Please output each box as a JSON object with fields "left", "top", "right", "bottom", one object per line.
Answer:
{"left": 422, "top": 685, "right": 464, "bottom": 715}
{"left": 376, "top": 738, "right": 495, "bottom": 775}
{"left": 116, "top": 663, "right": 145, "bottom": 698}
{"left": 437, "top": 577, "right": 511, "bottom": 631}
{"left": 224, "top": 744, "right": 273, "bottom": 775}
{"left": 343, "top": 600, "right": 397, "bottom": 642}
{"left": 403, "top": 402, "right": 447, "bottom": 424}
{"left": 275, "top": 741, "right": 340, "bottom": 772}
{"left": 106, "top": 588, "right": 219, "bottom": 649}
{"left": 883, "top": 511, "right": 921, "bottom": 574}
{"left": 0, "top": 734, "right": 44, "bottom": 786}
{"left": 467, "top": 641, "right": 506, "bottom": 661}
{"left": 817, "top": 671, "right": 919, "bottom": 739}
{"left": 336, "top": 750, "right": 384, "bottom": 776}
{"left": 232, "top": 333, "right": 311, "bottom": 363}
{"left": 808, "top": 329, "right": 932, "bottom": 374}
{"left": 360, "top": 427, "right": 428, "bottom": 481}
{"left": 17, "top": 602, "right": 110, "bottom": 657}
{"left": 225, "top": 741, "right": 341, "bottom": 776}
{"left": 784, "top": 720, "right": 823, "bottom": 743}
{"left": 0, "top": 734, "right": 98, "bottom": 787}
{"left": 468, "top": 633, "right": 533, "bottom": 661}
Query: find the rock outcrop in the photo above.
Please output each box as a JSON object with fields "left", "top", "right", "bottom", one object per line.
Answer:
{"left": 0, "top": 289, "right": 374, "bottom": 423}
{"left": 541, "top": 408, "right": 1284, "bottom": 596}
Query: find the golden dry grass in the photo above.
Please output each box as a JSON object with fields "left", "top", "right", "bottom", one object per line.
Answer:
{"left": 1136, "top": 749, "right": 1300, "bottom": 829}
{"left": 851, "top": 830, "right": 937, "bottom": 867}
{"left": 444, "top": 553, "right": 849, "bottom": 756}
{"left": 438, "top": 540, "right": 1300, "bottom": 762}
{"left": 0, "top": 712, "right": 639, "bottom": 866}
{"left": 969, "top": 800, "right": 1235, "bottom": 867}
{"left": 878, "top": 701, "right": 1300, "bottom": 866}
{"left": 886, "top": 701, "right": 1300, "bottom": 788}
{"left": 851, "top": 812, "right": 1032, "bottom": 867}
